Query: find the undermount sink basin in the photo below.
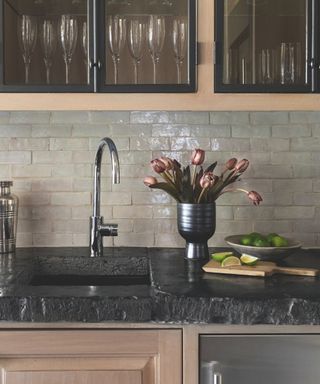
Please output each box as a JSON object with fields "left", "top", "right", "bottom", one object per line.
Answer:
{"left": 30, "top": 274, "right": 150, "bottom": 287}
{"left": 26, "top": 249, "right": 151, "bottom": 287}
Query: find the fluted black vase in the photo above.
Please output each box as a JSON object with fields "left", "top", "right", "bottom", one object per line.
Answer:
{"left": 177, "top": 203, "right": 216, "bottom": 261}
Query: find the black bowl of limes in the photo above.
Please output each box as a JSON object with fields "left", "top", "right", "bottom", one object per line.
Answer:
{"left": 224, "top": 232, "right": 302, "bottom": 262}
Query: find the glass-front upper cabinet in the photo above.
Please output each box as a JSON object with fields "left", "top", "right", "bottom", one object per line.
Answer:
{"left": 214, "top": 0, "right": 313, "bottom": 92}
{"left": 0, "top": 0, "right": 196, "bottom": 92}
{"left": 100, "top": 0, "right": 196, "bottom": 92}
{"left": 1, "top": 0, "right": 93, "bottom": 92}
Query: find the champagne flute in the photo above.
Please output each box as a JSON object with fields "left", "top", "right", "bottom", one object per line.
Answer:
{"left": 127, "top": 17, "right": 145, "bottom": 84}
{"left": 107, "top": 15, "right": 126, "bottom": 84}
{"left": 148, "top": 15, "right": 165, "bottom": 84}
{"left": 40, "top": 19, "right": 57, "bottom": 84}
{"left": 17, "top": 15, "right": 38, "bottom": 84}
{"left": 59, "top": 14, "right": 78, "bottom": 85}
{"left": 81, "top": 21, "right": 89, "bottom": 82}
{"left": 172, "top": 16, "right": 188, "bottom": 84}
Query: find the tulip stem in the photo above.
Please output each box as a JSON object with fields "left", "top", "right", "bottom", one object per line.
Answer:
{"left": 192, "top": 165, "right": 197, "bottom": 190}
{"left": 218, "top": 188, "right": 248, "bottom": 197}
{"left": 197, "top": 187, "right": 208, "bottom": 203}
{"left": 161, "top": 171, "right": 179, "bottom": 192}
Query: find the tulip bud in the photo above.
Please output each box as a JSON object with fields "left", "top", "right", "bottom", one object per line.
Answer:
{"left": 225, "top": 158, "right": 237, "bottom": 171}
{"left": 235, "top": 159, "right": 249, "bottom": 173}
{"left": 151, "top": 159, "right": 166, "bottom": 173}
{"left": 160, "top": 157, "right": 174, "bottom": 170}
{"left": 191, "top": 149, "right": 205, "bottom": 165}
{"left": 248, "top": 191, "right": 263, "bottom": 206}
{"left": 144, "top": 176, "right": 158, "bottom": 187}
{"left": 200, "top": 172, "right": 218, "bottom": 189}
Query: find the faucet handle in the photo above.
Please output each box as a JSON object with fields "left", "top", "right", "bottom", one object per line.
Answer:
{"left": 99, "top": 222, "right": 118, "bottom": 237}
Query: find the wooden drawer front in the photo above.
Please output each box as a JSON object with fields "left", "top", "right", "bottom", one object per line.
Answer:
{"left": 0, "top": 330, "right": 182, "bottom": 384}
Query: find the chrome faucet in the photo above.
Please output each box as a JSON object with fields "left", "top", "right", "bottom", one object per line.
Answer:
{"left": 90, "top": 137, "right": 120, "bottom": 257}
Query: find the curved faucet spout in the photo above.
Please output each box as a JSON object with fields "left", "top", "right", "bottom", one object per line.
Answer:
{"left": 90, "top": 137, "right": 120, "bottom": 257}
{"left": 93, "top": 137, "right": 120, "bottom": 218}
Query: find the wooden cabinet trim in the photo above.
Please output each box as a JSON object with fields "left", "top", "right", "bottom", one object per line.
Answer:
{"left": 0, "top": 0, "right": 317, "bottom": 110}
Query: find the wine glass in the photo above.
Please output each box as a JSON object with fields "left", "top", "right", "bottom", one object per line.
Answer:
{"left": 40, "top": 19, "right": 57, "bottom": 84}
{"left": 148, "top": 15, "right": 166, "bottom": 84}
{"left": 81, "top": 21, "right": 89, "bottom": 82}
{"left": 59, "top": 14, "right": 78, "bottom": 85}
{"left": 172, "top": 16, "right": 188, "bottom": 84}
{"left": 17, "top": 15, "right": 38, "bottom": 84}
{"left": 107, "top": 15, "right": 126, "bottom": 84}
{"left": 127, "top": 17, "right": 145, "bottom": 84}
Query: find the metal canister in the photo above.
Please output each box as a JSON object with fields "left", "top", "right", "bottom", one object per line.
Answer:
{"left": 0, "top": 181, "right": 18, "bottom": 254}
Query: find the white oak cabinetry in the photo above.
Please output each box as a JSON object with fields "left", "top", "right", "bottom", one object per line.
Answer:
{"left": 0, "top": 330, "right": 182, "bottom": 384}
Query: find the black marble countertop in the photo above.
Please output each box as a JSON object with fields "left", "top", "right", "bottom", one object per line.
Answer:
{"left": 1, "top": 247, "right": 320, "bottom": 325}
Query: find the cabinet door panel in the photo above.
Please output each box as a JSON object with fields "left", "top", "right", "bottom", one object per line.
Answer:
{"left": 215, "top": 0, "right": 312, "bottom": 93}
{"left": 0, "top": 330, "right": 182, "bottom": 384}
{"left": 5, "top": 370, "right": 142, "bottom": 384}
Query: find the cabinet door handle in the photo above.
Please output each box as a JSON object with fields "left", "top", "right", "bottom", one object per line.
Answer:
{"left": 89, "top": 60, "right": 102, "bottom": 70}
{"left": 213, "top": 373, "right": 222, "bottom": 384}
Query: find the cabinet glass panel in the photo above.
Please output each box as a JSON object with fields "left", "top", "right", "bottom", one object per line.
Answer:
{"left": 216, "top": 0, "right": 310, "bottom": 91}
{"left": 2, "top": 0, "right": 90, "bottom": 88}
{"left": 104, "top": 0, "right": 194, "bottom": 90}
{"left": 200, "top": 335, "right": 320, "bottom": 384}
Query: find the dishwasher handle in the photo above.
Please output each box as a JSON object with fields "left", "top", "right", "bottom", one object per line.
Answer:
{"left": 213, "top": 373, "right": 222, "bottom": 384}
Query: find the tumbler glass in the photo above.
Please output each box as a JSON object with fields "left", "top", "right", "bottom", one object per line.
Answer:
{"left": 259, "top": 48, "right": 274, "bottom": 84}
{"left": 280, "top": 42, "right": 295, "bottom": 85}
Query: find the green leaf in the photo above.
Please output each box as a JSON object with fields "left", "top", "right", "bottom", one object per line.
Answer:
{"left": 181, "top": 166, "right": 194, "bottom": 203}
{"left": 205, "top": 161, "right": 217, "bottom": 173}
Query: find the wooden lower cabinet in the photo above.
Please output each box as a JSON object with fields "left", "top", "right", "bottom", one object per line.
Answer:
{"left": 0, "top": 330, "right": 182, "bottom": 384}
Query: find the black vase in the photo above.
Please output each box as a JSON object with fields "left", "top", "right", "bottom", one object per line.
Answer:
{"left": 177, "top": 203, "right": 216, "bottom": 261}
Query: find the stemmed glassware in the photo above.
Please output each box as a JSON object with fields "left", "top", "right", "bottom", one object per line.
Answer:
{"left": 107, "top": 15, "right": 126, "bottom": 84}
{"left": 172, "top": 16, "right": 188, "bottom": 84}
{"left": 40, "top": 19, "right": 57, "bottom": 84}
{"left": 127, "top": 17, "right": 145, "bottom": 84}
{"left": 59, "top": 14, "right": 78, "bottom": 85}
{"left": 81, "top": 21, "right": 89, "bottom": 82}
{"left": 17, "top": 15, "right": 38, "bottom": 84}
{"left": 148, "top": 15, "right": 165, "bottom": 84}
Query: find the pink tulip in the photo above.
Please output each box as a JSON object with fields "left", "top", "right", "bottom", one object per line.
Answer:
{"left": 200, "top": 172, "right": 218, "bottom": 189}
{"left": 144, "top": 176, "right": 158, "bottom": 187}
{"left": 151, "top": 159, "right": 166, "bottom": 173}
{"left": 225, "top": 158, "right": 237, "bottom": 171}
{"left": 160, "top": 157, "right": 174, "bottom": 170}
{"left": 248, "top": 191, "right": 263, "bottom": 206}
{"left": 235, "top": 159, "right": 249, "bottom": 173}
{"left": 191, "top": 149, "right": 205, "bottom": 165}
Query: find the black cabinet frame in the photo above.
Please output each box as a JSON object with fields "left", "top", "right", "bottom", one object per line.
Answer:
{"left": 214, "top": 0, "right": 314, "bottom": 93}
{"left": 0, "top": 0, "right": 197, "bottom": 93}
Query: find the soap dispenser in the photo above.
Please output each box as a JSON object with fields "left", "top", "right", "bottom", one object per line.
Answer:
{"left": 0, "top": 181, "right": 18, "bottom": 254}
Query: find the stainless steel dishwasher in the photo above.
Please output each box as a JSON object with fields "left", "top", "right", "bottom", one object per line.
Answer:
{"left": 200, "top": 335, "right": 320, "bottom": 384}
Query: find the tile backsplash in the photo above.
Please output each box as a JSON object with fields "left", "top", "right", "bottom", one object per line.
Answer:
{"left": 0, "top": 110, "right": 319, "bottom": 248}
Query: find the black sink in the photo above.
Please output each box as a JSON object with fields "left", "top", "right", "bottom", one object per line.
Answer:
{"left": 30, "top": 274, "right": 151, "bottom": 287}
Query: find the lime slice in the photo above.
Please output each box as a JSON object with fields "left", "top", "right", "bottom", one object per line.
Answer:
{"left": 212, "top": 251, "right": 234, "bottom": 262}
{"left": 240, "top": 254, "right": 259, "bottom": 266}
{"left": 221, "top": 256, "right": 241, "bottom": 267}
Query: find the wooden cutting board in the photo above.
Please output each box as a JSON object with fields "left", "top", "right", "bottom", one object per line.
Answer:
{"left": 202, "top": 260, "right": 319, "bottom": 277}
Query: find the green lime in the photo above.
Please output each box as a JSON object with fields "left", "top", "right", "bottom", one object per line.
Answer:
{"left": 271, "top": 236, "right": 288, "bottom": 247}
{"left": 240, "top": 235, "right": 253, "bottom": 246}
{"left": 212, "top": 252, "right": 234, "bottom": 262}
{"left": 266, "top": 233, "right": 279, "bottom": 243}
{"left": 240, "top": 254, "right": 259, "bottom": 266}
{"left": 253, "top": 238, "right": 271, "bottom": 247}
{"left": 221, "top": 256, "right": 241, "bottom": 267}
